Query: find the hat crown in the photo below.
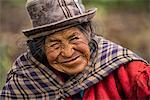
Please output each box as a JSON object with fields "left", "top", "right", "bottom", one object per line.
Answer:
{"left": 26, "top": 0, "right": 85, "bottom": 27}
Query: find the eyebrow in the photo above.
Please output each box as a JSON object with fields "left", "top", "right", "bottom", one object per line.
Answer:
{"left": 46, "top": 31, "right": 80, "bottom": 42}
{"left": 67, "top": 32, "right": 78, "bottom": 40}
{"left": 46, "top": 39, "right": 61, "bottom": 43}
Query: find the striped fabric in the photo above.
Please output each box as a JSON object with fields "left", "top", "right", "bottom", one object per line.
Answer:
{"left": 0, "top": 35, "right": 145, "bottom": 99}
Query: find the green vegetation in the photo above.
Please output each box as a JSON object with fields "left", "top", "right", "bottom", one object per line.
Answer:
{"left": 2, "top": 0, "right": 26, "bottom": 7}
{"left": 83, "top": 0, "right": 149, "bottom": 11}
{"left": 0, "top": 45, "right": 11, "bottom": 89}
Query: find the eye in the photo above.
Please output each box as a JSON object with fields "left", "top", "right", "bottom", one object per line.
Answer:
{"left": 70, "top": 37, "right": 79, "bottom": 41}
{"left": 50, "top": 43, "right": 59, "bottom": 47}
{"left": 45, "top": 42, "right": 60, "bottom": 50}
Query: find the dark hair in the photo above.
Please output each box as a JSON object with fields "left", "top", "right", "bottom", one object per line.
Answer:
{"left": 78, "top": 21, "right": 95, "bottom": 40}
{"left": 27, "top": 36, "right": 49, "bottom": 66}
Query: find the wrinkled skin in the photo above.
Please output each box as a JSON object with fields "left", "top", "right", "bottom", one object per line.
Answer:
{"left": 44, "top": 27, "right": 90, "bottom": 75}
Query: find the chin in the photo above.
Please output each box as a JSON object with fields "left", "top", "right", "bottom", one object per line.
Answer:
{"left": 63, "top": 62, "right": 88, "bottom": 75}
{"left": 65, "top": 68, "right": 84, "bottom": 75}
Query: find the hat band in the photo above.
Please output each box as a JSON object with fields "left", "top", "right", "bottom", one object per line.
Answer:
{"left": 28, "top": 23, "right": 79, "bottom": 39}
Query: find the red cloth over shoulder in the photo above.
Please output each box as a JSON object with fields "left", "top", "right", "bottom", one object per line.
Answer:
{"left": 83, "top": 61, "right": 150, "bottom": 100}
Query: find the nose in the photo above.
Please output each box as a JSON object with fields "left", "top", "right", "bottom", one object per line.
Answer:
{"left": 61, "top": 44, "right": 74, "bottom": 57}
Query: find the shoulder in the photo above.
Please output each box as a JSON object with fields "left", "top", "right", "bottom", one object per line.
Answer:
{"left": 113, "top": 61, "right": 150, "bottom": 81}
{"left": 124, "top": 60, "right": 149, "bottom": 68}
{"left": 6, "top": 52, "right": 31, "bottom": 79}
{"left": 116, "top": 61, "right": 150, "bottom": 98}
{"left": 93, "top": 61, "right": 150, "bottom": 98}
{"left": 0, "top": 72, "right": 29, "bottom": 99}
{"left": 118, "top": 61, "right": 150, "bottom": 77}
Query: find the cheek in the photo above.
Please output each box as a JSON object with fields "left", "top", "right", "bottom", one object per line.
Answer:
{"left": 75, "top": 40, "right": 90, "bottom": 59}
{"left": 45, "top": 49, "right": 60, "bottom": 63}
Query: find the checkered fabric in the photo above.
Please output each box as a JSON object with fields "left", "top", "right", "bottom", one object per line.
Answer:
{"left": 0, "top": 35, "right": 145, "bottom": 99}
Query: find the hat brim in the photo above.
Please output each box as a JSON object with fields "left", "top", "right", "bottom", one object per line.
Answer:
{"left": 22, "top": 8, "right": 97, "bottom": 39}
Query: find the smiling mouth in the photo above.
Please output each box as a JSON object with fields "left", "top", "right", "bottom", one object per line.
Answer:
{"left": 59, "top": 56, "right": 80, "bottom": 63}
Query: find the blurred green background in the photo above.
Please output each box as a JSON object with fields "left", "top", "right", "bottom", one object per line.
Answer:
{"left": 0, "top": 0, "right": 150, "bottom": 90}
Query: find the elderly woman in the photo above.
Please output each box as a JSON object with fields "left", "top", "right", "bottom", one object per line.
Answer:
{"left": 0, "top": 0, "right": 150, "bottom": 99}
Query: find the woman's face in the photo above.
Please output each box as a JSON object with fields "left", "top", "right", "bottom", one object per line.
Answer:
{"left": 44, "top": 27, "right": 90, "bottom": 75}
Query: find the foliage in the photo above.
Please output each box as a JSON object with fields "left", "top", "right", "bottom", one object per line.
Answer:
{"left": 83, "top": 0, "right": 149, "bottom": 11}
{"left": 0, "top": 45, "right": 11, "bottom": 90}
{"left": 1, "top": 0, "right": 26, "bottom": 7}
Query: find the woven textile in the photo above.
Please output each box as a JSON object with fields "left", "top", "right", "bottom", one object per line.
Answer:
{"left": 0, "top": 35, "right": 145, "bottom": 99}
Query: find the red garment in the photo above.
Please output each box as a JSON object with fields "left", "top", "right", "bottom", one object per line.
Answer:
{"left": 67, "top": 61, "right": 150, "bottom": 100}
{"left": 83, "top": 61, "right": 150, "bottom": 100}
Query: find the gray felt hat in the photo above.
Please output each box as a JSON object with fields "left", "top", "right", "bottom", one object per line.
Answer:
{"left": 23, "top": 0, "right": 97, "bottom": 39}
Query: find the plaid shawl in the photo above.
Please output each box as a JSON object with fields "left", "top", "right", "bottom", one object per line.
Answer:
{"left": 0, "top": 35, "right": 145, "bottom": 99}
